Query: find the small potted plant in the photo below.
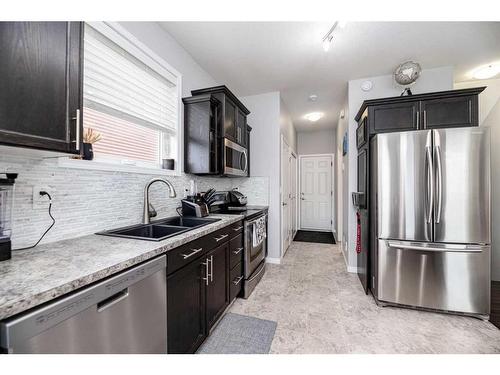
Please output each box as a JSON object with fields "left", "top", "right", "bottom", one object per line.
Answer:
{"left": 82, "top": 128, "right": 102, "bottom": 161}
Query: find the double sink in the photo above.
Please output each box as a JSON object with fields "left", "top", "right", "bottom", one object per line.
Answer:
{"left": 97, "top": 216, "right": 221, "bottom": 241}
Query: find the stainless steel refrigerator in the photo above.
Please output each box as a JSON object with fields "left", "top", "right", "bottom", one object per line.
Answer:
{"left": 371, "top": 127, "right": 490, "bottom": 318}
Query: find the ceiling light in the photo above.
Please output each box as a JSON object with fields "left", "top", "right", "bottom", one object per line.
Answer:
{"left": 304, "top": 112, "right": 324, "bottom": 122}
{"left": 308, "top": 94, "right": 318, "bottom": 102}
{"left": 338, "top": 21, "right": 348, "bottom": 28}
{"left": 472, "top": 63, "right": 500, "bottom": 80}
{"left": 322, "top": 22, "right": 341, "bottom": 52}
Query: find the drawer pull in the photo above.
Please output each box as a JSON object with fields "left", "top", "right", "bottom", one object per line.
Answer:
{"left": 214, "top": 234, "right": 229, "bottom": 242}
{"left": 232, "top": 247, "right": 243, "bottom": 255}
{"left": 181, "top": 247, "right": 203, "bottom": 259}
{"left": 233, "top": 226, "right": 244, "bottom": 231}
{"left": 232, "top": 276, "right": 244, "bottom": 286}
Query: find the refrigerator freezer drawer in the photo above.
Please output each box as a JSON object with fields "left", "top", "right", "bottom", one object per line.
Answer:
{"left": 377, "top": 240, "right": 490, "bottom": 316}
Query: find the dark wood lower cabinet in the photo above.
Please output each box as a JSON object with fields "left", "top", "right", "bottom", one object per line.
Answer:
{"left": 206, "top": 243, "right": 229, "bottom": 330}
{"left": 167, "top": 258, "right": 207, "bottom": 354}
{"left": 167, "top": 221, "right": 243, "bottom": 353}
{"left": 490, "top": 281, "right": 500, "bottom": 329}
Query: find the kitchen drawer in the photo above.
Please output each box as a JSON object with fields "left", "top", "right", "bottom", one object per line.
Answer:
{"left": 203, "top": 225, "right": 232, "bottom": 250}
{"left": 229, "top": 220, "right": 244, "bottom": 238}
{"left": 167, "top": 237, "right": 208, "bottom": 275}
{"left": 229, "top": 261, "right": 244, "bottom": 302}
{"left": 229, "top": 234, "right": 244, "bottom": 269}
{"left": 167, "top": 225, "right": 233, "bottom": 275}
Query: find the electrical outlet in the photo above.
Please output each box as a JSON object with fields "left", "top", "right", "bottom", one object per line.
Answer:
{"left": 32, "top": 185, "right": 53, "bottom": 208}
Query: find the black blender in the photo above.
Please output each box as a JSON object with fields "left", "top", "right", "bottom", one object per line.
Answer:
{"left": 0, "top": 173, "right": 17, "bottom": 261}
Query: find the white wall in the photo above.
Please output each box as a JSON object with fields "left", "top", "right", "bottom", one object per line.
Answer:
{"left": 279, "top": 99, "right": 297, "bottom": 152}
{"left": 336, "top": 99, "right": 349, "bottom": 261}
{"left": 241, "top": 92, "right": 282, "bottom": 261}
{"left": 455, "top": 78, "right": 500, "bottom": 281}
{"left": 297, "top": 129, "right": 336, "bottom": 155}
{"left": 345, "top": 66, "right": 454, "bottom": 270}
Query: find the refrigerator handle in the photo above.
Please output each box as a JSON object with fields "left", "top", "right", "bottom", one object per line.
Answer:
{"left": 435, "top": 145, "right": 443, "bottom": 223}
{"left": 386, "top": 240, "right": 487, "bottom": 253}
{"left": 425, "top": 144, "right": 434, "bottom": 224}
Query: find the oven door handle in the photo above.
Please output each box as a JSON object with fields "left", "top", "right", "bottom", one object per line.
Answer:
{"left": 246, "top": 215, "right": 268, "bottom": 237}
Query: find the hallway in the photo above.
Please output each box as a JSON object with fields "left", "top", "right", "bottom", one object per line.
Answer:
{"left": 230, "top": 241, "right": 500, "bottom": 353}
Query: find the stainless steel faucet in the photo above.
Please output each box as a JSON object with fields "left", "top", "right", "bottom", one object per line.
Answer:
{"left": 143, "top": 178, "right": 177, "bottom": 224}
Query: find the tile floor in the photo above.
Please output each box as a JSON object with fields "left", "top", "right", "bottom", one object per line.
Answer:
{"left": 230, "top": 241, "right": 500, "bottom": 353}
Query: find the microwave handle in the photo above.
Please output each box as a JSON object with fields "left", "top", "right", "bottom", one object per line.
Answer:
{"left": 240, "top": 150, "right": 248, "bottom": 173}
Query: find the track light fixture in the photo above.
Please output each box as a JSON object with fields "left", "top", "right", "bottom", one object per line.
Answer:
{"left": 322, "top": 21, "right": 347, "bottom": 52}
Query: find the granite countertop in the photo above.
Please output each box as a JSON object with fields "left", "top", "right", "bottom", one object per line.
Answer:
{"left": 0, "top": 214, "right": 243, "bottom": 321}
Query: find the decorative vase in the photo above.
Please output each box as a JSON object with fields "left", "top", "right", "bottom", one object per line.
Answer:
{"left": 83, "top": 142, "right": 94, "bottom": 161}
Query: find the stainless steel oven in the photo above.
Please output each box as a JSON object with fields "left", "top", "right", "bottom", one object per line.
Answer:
{"left": 243, "top": 212, "right": 267, "bottom": 298}
{"left": 223, "top": 138, "right": 248, "bottom": 176}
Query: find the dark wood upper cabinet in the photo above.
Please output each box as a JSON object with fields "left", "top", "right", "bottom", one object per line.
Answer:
{"left": 167, "top": 258, "right": 207, "bottom": 354}
{"left": 224, "top": 98, "right": 237, "bottom": 142}
{"left": 0, "top": 22, "right": 83, "bottom": 154}
{"left": 369, "top": 101, "right": 419, "bottom": 134}
{"left": 206, "top": 242, "right": 229, "bottom": 330}
{"left": 190, "top": 85, "right": 250, "bottom": 147}
{"left": 421, "top": 95, "right": 477, "bottom": 129}
{"left": 236, "top": 108, "right": 247, "bottom": 146}
{"left": 355, "top": 87, "right": 485, "bottom": 136}
{"left": 183, "top": 95, "right": 221, "bottom": 175}
{"left": 184, "top": 85, "right": 251, "bottom": 175}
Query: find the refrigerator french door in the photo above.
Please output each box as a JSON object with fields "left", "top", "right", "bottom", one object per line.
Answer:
{"left": 372, "top": 127, "right": 490, "bottom": 317}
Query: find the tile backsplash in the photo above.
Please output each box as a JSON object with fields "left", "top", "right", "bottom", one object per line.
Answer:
{"left": 0, "top": 153, "right": 269, "bottom": 248}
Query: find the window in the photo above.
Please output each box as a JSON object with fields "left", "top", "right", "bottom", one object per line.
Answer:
{"left": 82, "top": 23, "right": 181, "bottom": 172}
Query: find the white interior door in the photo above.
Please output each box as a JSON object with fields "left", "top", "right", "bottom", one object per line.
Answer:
{"left": 291, "top": 153, "right": 298, "bottom": 238}
{"left": 281, "top": 138, "right": 291, "bottom": 255}
{"left": 300, "top": 155, "right": 332, "bottom": 231}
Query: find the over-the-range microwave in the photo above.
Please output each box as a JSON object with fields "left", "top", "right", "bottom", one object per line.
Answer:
{"left": 223, "top": 138, "right": 248, "bottom": 176}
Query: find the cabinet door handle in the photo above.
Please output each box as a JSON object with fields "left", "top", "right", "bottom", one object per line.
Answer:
{"left": 210, "top": 255, "right": 214, "bottom": 282}
{"left": 469, "top": 100, "right": 472, "bottom": 123}
{"left": 214, "top": 234, "right": 228, "bottom": 242}
{"left": 416, "top": 111, "right": 420, "bottom": 128}
{"left": 232, "top": 276, "right": 244, "bottom": 286}
{"left": 202, "top": 259, "right": 209, "bottom": 286}
{"left": 233, "top": 226, "right": 244, "bottom": 231}
{"left": 181, "top": 247, "right": 203, "bottom": 260}
{"left": 73, "top": 109, "right": 81, "bottom": 151}
{"left": 232, "top": 247, "right": 243, "bottom": 255}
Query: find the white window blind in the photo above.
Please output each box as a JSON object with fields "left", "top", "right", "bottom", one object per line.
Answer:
{"left": 83, "top": 25, "right": 179, "bottom": 165}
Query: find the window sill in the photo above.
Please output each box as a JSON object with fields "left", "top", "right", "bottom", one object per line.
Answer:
{"left": 57, "top": 157, "right": 181, "bottom": 176}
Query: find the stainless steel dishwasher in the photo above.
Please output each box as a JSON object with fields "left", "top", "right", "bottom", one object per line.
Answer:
{"left": 0, "top": 255, "right": 167, "bottom": 354}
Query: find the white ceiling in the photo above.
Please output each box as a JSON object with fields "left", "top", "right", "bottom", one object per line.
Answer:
{"left": 159, "top": 22, "right": 500, "bottom": 131}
